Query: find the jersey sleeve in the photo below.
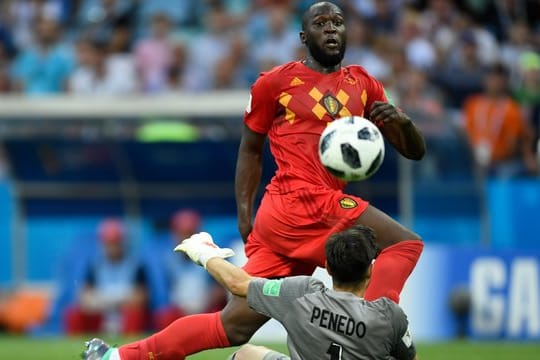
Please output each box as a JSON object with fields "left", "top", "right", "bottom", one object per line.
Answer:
{"left": 244, "top": 72, "right": 277, "bottom": 134}
{"left": 387, "top": 300, "right": 417, "bottom": 360}
{"left": 247, "top": 276, "right": 325, "bottom": 322}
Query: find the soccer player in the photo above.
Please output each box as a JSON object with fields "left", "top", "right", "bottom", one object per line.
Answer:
{"left": 85, "top": 228, "right": 417, "bottom": 360}
{"left": 84, "top": 2, "right": 425, "bottom": 359}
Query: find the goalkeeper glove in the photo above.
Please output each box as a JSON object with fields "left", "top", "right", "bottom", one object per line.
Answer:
{"left": 174, "top": 232, "right": 235, "bottom": 268}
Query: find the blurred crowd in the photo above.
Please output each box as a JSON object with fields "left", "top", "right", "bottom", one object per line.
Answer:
{"left": 0, "top": 0, "right": 539, "bottom": 175}
{"left": 63, "top": 212, "right": 229, "bottom": 335}
{"left": 0, "top": 210, "right": 231, "bottom": 335}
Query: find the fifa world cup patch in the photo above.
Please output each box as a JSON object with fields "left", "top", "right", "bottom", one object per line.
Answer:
{"left": 262, "top": 280, "right": 283, "bottom": 297}
{"left": 339, "top": 197, "right": 358, "bottom": 209}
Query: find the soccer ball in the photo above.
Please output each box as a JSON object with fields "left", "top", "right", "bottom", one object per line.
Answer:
{"left": 319, "top": 116, "right": 385, "bottom": 181}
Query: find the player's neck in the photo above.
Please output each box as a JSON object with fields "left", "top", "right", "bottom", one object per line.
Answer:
{"left": 302, "top": 56, "right": 341, "bottom": 74}
{"left": 332, "top": 281, "right": 368, "bottom": 298}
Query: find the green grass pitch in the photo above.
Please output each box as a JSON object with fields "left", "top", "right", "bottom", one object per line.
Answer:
{"left": 1, "top": 335, "right": 540, "bottom": 359}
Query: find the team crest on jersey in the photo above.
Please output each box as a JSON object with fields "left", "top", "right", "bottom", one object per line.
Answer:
{"left": 339, "top": 197, "right": 358, "bottom": 209}
{"left": 322, "top": 93, "right": 342, "bottom": 117}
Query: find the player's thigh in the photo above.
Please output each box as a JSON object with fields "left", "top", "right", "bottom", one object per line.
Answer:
{"left": 355, "top": 204, "right": 421, "bottom": 249}
{"left": 244, "top": 237, "right": 317, "bottom": 278}
{"left": 220, "top": 295, "right": 270, "bottom": 345}
{"left": 232, "top": 344, "right": 290, "bottom": 360}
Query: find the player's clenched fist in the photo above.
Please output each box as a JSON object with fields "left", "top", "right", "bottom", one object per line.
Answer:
{"left": 174, "top": 232, "right": 235, "bottom": 268}
{"left": 369, "top": 101, "right": 412, "bottom": 126}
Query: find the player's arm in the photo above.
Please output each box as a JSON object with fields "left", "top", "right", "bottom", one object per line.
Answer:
{"left": 388, "top": 301, "right": 418, "bottom": 360}
{"left": 205, "top": 257, "right": 253, "bottom": 297}
{"left": 365, "top": 78, "right": 425, "bottom": 161}
{"left": 235, "top": 125, "right": 266, "bottom": 243}
{"left": 370, "top": 101, "right": 426, "bottom": 161}
{"left": 174, "top": 232, "right": 251, "bottom": 297}
{"left": 236, "top": 72, "right": 275, "bottom": 243}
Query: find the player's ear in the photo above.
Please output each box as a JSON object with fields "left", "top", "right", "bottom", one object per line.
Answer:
{"left": 325, "top": 260, "right": 333, "bottom": 276}
{"left": 299, "top": 31, "right": 306, "bottom": 44}
{"left": 366, "top": 263, "right": 373, "bottom": 280}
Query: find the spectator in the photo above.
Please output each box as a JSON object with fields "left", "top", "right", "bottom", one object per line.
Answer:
{"left": 0, "top": 19, "right": 16, "bottom": 59}
{"left": 137, "top": 0, "right": 199, "bottom": 29}
{"left": 514, "top": 52, "right": 540, "bottom": 106}
{"left": 105, "top": 22, "right": 137, "bottom": 91}
{"left": 68, "top": 37, "right": 135, "bottom": 95}
{"left": 343, "top": 16, "right": 391, "bottom": 80}
{"left": 514, "top": 52, "right": 540, "bottom": 160}
{"left": 165, "top": 41, "right": 187, "bottom": 90}
{"left": 183, "top": 3, "right": 235, "bottom": 91}
{"left": 429, "top": 30, "right": 487, "bottom": 109}
{"left": 154, "top": 209, "right": 227, "bottom": 330}
{"left": 0, "top": 42, "right": 12, "bottom": 92}
{"left": 344, "top": 0, "right": 376, "bottom": 18}
{"left": 77, "top": 0, "right": 135, "bottom": 42}
{"left": 214, "top": 34, "right": 256, "bottom": 89}
{"left": 365, "top": 0, "right": 398, "bottom": 35}
{"left": 9, "top": 0, "right": 63, "bottom": 49}
{"left": 398, "top": 68, "right": 448, "bottom": 139}
{"left": 387, "top": 45, "right": 409, "bottom": 93}
{"left": 397, "top": 10, "right": 436, "bottom": 70}
{"left": 11, "top": 17, "right": 74, "bottom": 94}
{"left": 419, "top": 0, "right": 458, "bottom": 57}
{"left": 64, "top": 219, "right": 149, "bottom": 335}
{"left": 456, "top": 13, "right": 499, "bottom": 66}
{"left": 252, "top": 6, "right": 298, "bottom": 71}
{"left": 135, "top": 13, "right": 173, "bottom": 93}
{"left": 462, "top": 64, "right": 538, "bottom": 177}
{"left": 500, "top": 22, "right": 534, "bottom": 85}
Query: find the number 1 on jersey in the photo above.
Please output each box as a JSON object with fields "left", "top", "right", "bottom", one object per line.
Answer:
{"left": 326, "top": 342, "right": 343, "bottom": 360}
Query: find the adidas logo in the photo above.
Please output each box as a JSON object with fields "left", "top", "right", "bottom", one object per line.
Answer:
{"left": 290, "top": 77, "right": 304, "bottom": 86}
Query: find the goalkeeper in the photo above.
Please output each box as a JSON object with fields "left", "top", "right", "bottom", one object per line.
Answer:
{"left": 85, "top": 225, "right": 417, "bottom": 360}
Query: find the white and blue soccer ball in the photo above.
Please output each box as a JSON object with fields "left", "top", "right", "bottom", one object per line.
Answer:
{"left": 319, "top": 116, "right": 385, "bottom": 181}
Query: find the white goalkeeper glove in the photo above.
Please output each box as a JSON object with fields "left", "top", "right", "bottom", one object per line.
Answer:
{"left": 174, "top": 232, "right": 235, "bottom": 268}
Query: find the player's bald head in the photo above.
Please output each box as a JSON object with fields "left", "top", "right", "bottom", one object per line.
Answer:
{"left": 301, "top": 1, "right": 343, "bottom": 31}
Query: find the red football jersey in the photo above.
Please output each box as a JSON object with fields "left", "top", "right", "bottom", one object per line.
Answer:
{"left": 244, "top": 61, "right": 387, "bottom": 194}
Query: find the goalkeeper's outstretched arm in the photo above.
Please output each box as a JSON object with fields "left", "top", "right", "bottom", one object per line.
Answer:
{"left": 174, "top": 232, "right": 253, "bottom": 297}
{"left": 205, "top": 257, "right": 253, "bottom": 297}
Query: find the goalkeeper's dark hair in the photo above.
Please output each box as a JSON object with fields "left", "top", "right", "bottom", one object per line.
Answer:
{"left": 325, "top": 224, "right": 379, "bottom": 285}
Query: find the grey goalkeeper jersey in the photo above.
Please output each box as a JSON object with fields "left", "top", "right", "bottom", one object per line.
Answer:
{"left": 247, "top": 276, "right": 416, "bottom": 360}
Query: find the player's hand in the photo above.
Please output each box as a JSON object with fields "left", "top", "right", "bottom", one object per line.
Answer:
{"left": 369, "top": 101, "right": 411, "bottom": 127}
{"left": 174, "top": 232, "right": 235, "bottom": 268}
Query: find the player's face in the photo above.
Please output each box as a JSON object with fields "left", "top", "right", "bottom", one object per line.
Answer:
{"left": 302, "top": 8, "right": 347, "bottom": 67}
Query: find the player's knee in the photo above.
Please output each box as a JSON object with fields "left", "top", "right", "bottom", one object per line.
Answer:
{"left": 223, "top": 323, "right": 255, "bottom": 346}
{"left": 221, "top": 313, "right": 259, "bottom": 345}
{"left": 221, "top": 297, "right": 268, "bottom": 346}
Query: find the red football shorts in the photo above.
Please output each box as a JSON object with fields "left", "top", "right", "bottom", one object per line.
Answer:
{"left": 243, "top": 187, "right": 369, "bottom": 278}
